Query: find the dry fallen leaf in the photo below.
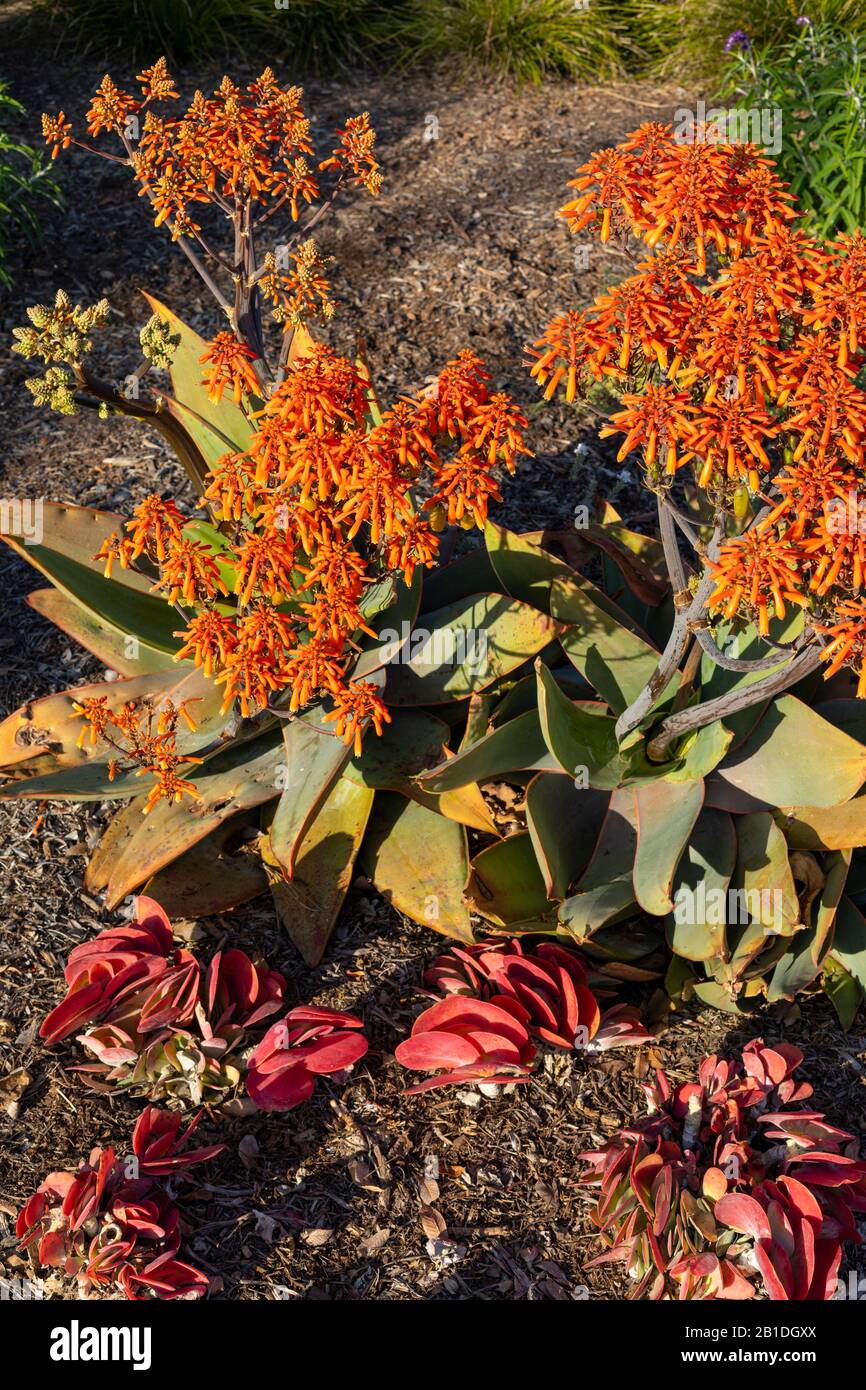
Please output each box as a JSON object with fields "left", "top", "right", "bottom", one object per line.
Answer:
{"left": 0, "top": 1067, "right": 31, "bottom": 1115}
{"left": 419, "top": 1207, "right": 447, "bottom": 1241}
{"left": 238, "top": 1135, "right": 259, "bottom": 1169}
{"left": 301, "top": 1228, "right": 334, "bottom": 1247}
{"left": 357, "top": 1227, "right": 390, "bottom": 1258}
{"left": 418, "top": 1176, "right": 440, "bottom": 1205}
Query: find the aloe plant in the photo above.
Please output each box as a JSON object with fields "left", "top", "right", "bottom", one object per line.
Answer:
{"left": 8, "top": 498, "right": 866, "bottom": 1017}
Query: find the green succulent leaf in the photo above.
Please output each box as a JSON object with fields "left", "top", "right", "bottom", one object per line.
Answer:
{"left": 27, "top": 588, "right": 185, "bottom": 677}
{"left": 822, "top": 954, "right": 863, "bottom": 1030}
{"left": 551, "top": 574, "right": 663, "bottom": 713}
{"left": 102, "top": 729, "right": 285, "bottom": 908}
{"left": 4, "top": 543, "right": 181, "bottom": 654}
{"left": 0, "top": 500, "right": 150, "bottom": 593}
{"left": 826, "top": 895, "right": 866, "bottom": 996}
{"left": 466, "top": 831, "right": 553, "bottom": 929}
{"left": 418, "top": 708, "right": 556, "bottom": 792}
{"left": 536, "top": 661, "right": 677, "bottom": 788}
{"left": 269, "top": 710, "right": 353, "bottom": 878}
{"left": 85, "top": 796, "right": 151, "bottom": 891}
{"left": 526, "top": 774, "right": 609, "bottom": 899}
{"left": 767, "top": 851, "right": 851, "bottom": 1002}
{"left": 715, "top": 695, "right": 866, "bottom": 809}
{"left": 420, "top": 547, "right": 500, "bottom": 612}
{"left": 141, "top": 293, "right": 256, "bottom": 470}
{"left": 666, "top": 809, "right": 737, "bottom": 962}
{"left": 266, "top": 775, "right": 374, "bottom": 966}
{"left": 633, "top": 778, "right": 704, "bottom": 916}
{"left": 384, "top": 593, "right": 557, "bottom": 705}
{"left": 143, "top": 811, "right": 268, "bottom": 917}
{"left": 558, "top": 787, "right": 638, "bottom": 940}
{"left": 664, "top": 719, "right": 734, "bottom": 782}
{"left": 775, "top": 794, "right": 866, "bottom": 851}
{"left": 483, "top": 520, "right": 574, "bottom": 612}
{"left": 732, "top": 812, "right": 800, "bottom": 936}
{"left": 361, "top": 792, "right": 473, "bottom": 942}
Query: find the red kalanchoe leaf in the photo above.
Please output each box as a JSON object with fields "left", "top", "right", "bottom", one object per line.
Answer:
{"left": 132, "top": 1106, "right": 224, "bottom": 1174}
{"left": 396, "top": 994, "right": 536, "bottom": 1094}
{"left": 245, "top": 1006, "right": 368, "bottom": 1112}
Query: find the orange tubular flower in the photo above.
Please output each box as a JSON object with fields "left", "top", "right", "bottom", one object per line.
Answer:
{"left": 322, "top": 679, "right": 391, "bottom": 755}
{"left": 815, "top": 598, "right": 866, "bottom": 693}
{"left": 214, "top": 639, "right": 282, "bottom": 718}
{"left": 231, "top": 530, "right": 297, "bottom": 607}
{"left": 94, "top": 531, "right": 136, "bottom": 578}
{"left": 72, "top": 696, "right": 113, "bottom": 747}
{"left": 765, "top": 458, "right": 859, "bottom": 538}
{"left": 136, "top": 57, "right": 179, "bottom": 104}
{"left": 418, "top": 351, "right": 491, "bottom": 436}
{"left": 41, "top": 112, "right": 72, "bottom": 159}
{"left": 707, "top": 527, "right": 807, "bottom": 635}
{"left": 685, "top": 396, "right": 779, "bottom": 491}
{"left": 200, "top": 332, "right": 261, "bottom": 405}
{"left": 152, "top": 537, "right": 228, "bottom": 606}
{"left": 281, "top": 636, "right": 346, "bottom": 711}
{"left": 140, "top": 750, "right": 203, "bottom": 813}
{"left": 426, "top": 449, "right": 503, "bottom": 527}
{"left": 86, "top": 76, "right": 139, "bottom": 137}
{"left": 600, "top": 382, "right": 696, "bottom": 475}
{"left": 558, "top": 144, "right": 644, "bottom": 243}
{"left": 802, "top": 232, "right": 866, "bottom": 366}
{"left": 525, "top": 310, "right": 609, "bottom": 403}
{"left": 266, "top": 347, "right": 367, "bottom": 436}
{"left": 203, "top": 452, "right": 263, "bottom": 521}
{"left": 801, "top": 507, "right": 866, "bottom": 597}
{"left": 125, "top": 495, "right": 186, "bottom": 562}
{"left": 384, "top": 516, "right": 439, "bottom": 585}
{"left": 318, "top": 112, "right": 381, "bottom": 195}
{"left": 463, "top": 393, "right": 532, "bottom": 471}
{"left": 174, "top": 610, "right": 238, "bottom": 677}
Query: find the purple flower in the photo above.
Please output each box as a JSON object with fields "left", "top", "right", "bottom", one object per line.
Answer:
{"left": 796, "top": 15, "right": 812, "bottom": 25}
{"left": 724, "top": 29, "right": 751, "bottom": 53}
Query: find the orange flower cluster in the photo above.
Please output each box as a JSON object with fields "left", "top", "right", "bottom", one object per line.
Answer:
{"left": 72, "top": 696, "right": 202, "bottom": 813}
{"left": 36, "top": 60, "right": 530, "bottom": 802}
{"left": 95, "top": 346, "right": 529, "bottom": 760}
{"left": 41, "top": 61, "right": 380, "bottom": 336}
{"left": 529, "top": 122, "right": 866, "bottom": 694}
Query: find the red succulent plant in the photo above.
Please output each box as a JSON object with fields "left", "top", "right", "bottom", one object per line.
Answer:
{"left": 422, "top": 937, "right": 652, "bottom": 1052}
{"left": 578, "top": 1040, "right": 866, "bottom": 1300}
{"left": 245, "top": 1005, "right": 368, "bottom": 1111}
{"left": 41, "top": 897, "right": 368, "bottom": 1111}
{"left": 395, "top": 996, "right": 537, "bottom": 1095}
{"left": 16, "top": 1106, "right": 223, "bottom": 1300}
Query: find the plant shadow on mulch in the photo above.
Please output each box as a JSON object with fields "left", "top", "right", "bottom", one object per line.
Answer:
{"left": 1, "top": 15, "right": 865, "bottom": 1301}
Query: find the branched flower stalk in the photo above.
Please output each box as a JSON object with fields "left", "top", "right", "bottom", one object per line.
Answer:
{"left": 15, "top": 60, "right": 531, "bottom": 813}
{"left": 528, "top": 122, "right": 866, "bottom": 760}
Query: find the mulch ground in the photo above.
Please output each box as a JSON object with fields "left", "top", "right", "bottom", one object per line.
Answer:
{"left": 1, "top": 17, "right": 865, "bottom": 1301}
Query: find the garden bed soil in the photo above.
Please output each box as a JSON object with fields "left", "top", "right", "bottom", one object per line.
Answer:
{"left": 1, "top": 25, "right": 864, "bottom": 1300}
